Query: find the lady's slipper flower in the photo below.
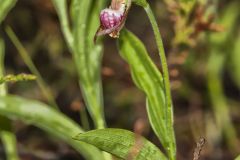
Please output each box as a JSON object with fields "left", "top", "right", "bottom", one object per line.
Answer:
{"left": 94, "top": 0, "right": 131, "bottom": 42}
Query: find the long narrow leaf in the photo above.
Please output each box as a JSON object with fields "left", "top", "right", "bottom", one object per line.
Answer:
{"left": 125, "top": 2, "right": 176, "bottom": 158}
{"left": 143, "top": 5, "right": 176, "bottom": 159}
{"left": 0, "top": 95, "right": 105, "bottom": 160}
{"left": 74, "top": 128, "right": 167, "bottom": 160}
{"left": 207, "top": 2, "right": 240, "bottom": 152}
{"left": 118, "top": 29, "right": 171, "bottom": 156}
{"left": 71, "top": 0, "right": 106, "bottom": 129}
{"left": 51, "top": 0, "right": 73, "bottom": 50}
{"left": 0, "top": 131, "right": 19, "bottom": 160}
{"left": 231, "top": 34, "right": 240, "bottom": 88}
{"left": 6, "top": 27, "right": 58, "bottom": 110}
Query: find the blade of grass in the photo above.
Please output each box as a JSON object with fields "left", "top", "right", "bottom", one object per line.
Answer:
{"left": 144, "top": 4, "right": 176, "bottom": 159}
{"left": 51, "top": 0, "right": 73, "bottom": 50}
{"left": 129, "top": 2, "right": 176, "bottom": 159}
{"left": 207, "top": 52, "right": 239, "bottom": 152}
{"left": 0, "top": 34, "right": 19, "bottom": 160}
{"left": 5, "top": 26, "right": 59, "bottom": 110}
{"left": 230, "top": 33, "right": 240, "bottom": 88}
{"left": 0, "top": 34, "right": 6, "bottom": 94}
{"left": 0, "top": 0, "right": 17, "bottom": 23}
{"left": 206, "top": 2, "right": 240, "bottom": 153}
{"left": 235, "top": 155, "right": 240, "bottom": 160}
{"left": 0, "top": 131, "right": 19, "bottom": 160}
{"left": 80, "top": 107, "right": 90, "bottom": 131}
{"left": 0, "top": 1, "right": 19, "bottom": 159}
{"left": 0, "top": 95, "right": 105, "bottom": 160}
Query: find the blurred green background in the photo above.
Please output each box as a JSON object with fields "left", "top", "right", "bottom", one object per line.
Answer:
{"left": 0, "top": 0, "right": 240, "bottom": 159}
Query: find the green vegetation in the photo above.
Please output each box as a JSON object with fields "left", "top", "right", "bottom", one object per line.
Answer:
{"left": 0, "top": 0, "right": 239, "bottom": 159}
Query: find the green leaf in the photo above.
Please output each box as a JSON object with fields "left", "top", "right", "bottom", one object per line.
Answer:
{"left": 118, "top": 29, "right": 173, "bottom": 157}
{"left": 132, "top": 0, "right": 148, "bottom": 7}
{"left": 0, "top": 95, "right": 105, "bottom": 160}
{"left": 74, "top": 128, "right": 167, "bottom": 160}
{"left": 231, "top": 33, "right": 240, "bottom": 88}
{"left": 0, "top": 34, "right": 19, "bottom": 160}
{"left": 0, "top": 131, "right": 19, "bottom": 160}
{"left": 144, "top": 4, "right": 176, "bottom": 159}
{"left": 71, "top": 0, "right": 106, "bottom": 129}
{"left": 0, "top": 35, "right": 6, "bottom": 95}
{"left": 235, "top": 155, "right": 240, "bottom": 160}
{"left": 0, "top": 0, "right": 17, "bottom": 23}
{"left": 51, "top": 0, "right": 73, "bottom": 50}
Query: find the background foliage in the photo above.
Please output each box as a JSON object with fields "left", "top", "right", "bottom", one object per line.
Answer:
{"left": 0, "top": 0, "right": 239, "bottom": 159}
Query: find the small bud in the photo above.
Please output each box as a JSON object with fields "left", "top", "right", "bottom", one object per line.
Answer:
{"left": 94, "top": 0, "right": 132, "bottom": 42}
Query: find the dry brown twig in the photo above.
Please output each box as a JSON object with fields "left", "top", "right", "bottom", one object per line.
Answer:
{"left": 193, "top": 137, "right": 206, "bottom": 160}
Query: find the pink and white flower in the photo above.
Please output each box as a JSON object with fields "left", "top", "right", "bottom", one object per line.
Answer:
{"left": 94, "top": 0, "right": 131, "bottom": 41}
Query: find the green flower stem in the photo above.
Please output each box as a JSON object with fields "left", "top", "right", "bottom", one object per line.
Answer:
{"left": 144, "top": 4, "right": 176, "bottom": 160}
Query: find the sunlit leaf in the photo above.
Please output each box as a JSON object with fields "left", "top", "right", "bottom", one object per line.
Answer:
{"left": 74, "top": 128, "right": 167, "bottom": 160}
{"left": 0, "top": 95, "right": 105, "bottom": 160}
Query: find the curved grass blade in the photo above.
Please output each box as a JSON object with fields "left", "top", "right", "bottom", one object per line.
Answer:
{"left": 0, "top": 130, "right": 19, "bottom": 160}
{"left": 231, "top": 34, "right": 240, "bottom": 88}
{"left": 51, "top": 0, "right": 73, "bottom": 50}
{"left": 0, "top": 0, "right": 17, "bottom": 23}
{"left": 207, "top": 52, "right": 239, "bottom": 152}
{"left": 143, "top": 5, "right": 176, "bottom": 159}
{"left": 0, "top": 35, "right": 19, "bottom": 160}
{"left": 0, "top": 95, "right": 105, "bottom": 160}
{"left": 6, "top": 27, "right": 59, "bottom": 110}
{"left": 118, "top": 29, "right": 173, "bottom": 157}
{"left": 74, "top": 128, "right": 167, "bottom": 160}
{"left": 207, "top": 2, "right": 240, "bottom": 152}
